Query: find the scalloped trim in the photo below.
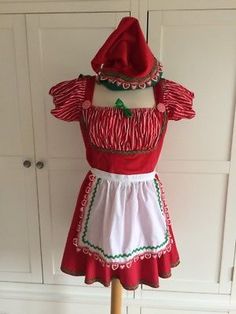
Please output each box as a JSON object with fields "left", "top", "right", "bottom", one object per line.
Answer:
{"left": 97, "top": 62, "right": 163, "bottom": 90}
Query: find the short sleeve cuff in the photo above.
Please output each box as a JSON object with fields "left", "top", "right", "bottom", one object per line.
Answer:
{"left": 49, "top": 77, "right": 87, "bottom": 122}
{"left": 163, "top": 79, "right": 196, "bottom": 121}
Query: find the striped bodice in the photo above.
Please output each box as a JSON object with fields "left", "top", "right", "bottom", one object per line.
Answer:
{"left": 81, "top": 105, "right": 167, "bottom": 153}
{"left": 49, "top": 74, "right": 195, "bottom": 172}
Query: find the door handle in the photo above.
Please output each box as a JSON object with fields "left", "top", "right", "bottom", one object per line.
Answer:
{"left": 36, "top": 161, "right": 44, "bottom": 169}
{"left": 23, "top": 160, "right": 32, "bottom": 168}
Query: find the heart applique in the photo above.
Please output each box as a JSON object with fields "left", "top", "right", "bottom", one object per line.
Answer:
{"left": 134, "top": 256, "right": 139, "bottom": 263}
{"left": 158, "top": 251, "right": 163, "bottom": 258}
{"left": 72, "top": 238, "right": 78, "bottom": 245}
{"left": 138, "top": 83, "right": 146, "bottom": 89}
{"left": 145, "top": 253, "right": 151, "bottom": 259}
{"left": 131, "top": 84, "right": 137, "bottom": 90}
{"left": 83, "top": 247, "right": 89, "bottom": 254}
{"left": 85, "top": 187, "right": 91, "bottom": 193}
{"left": 89, "top": 174, "right": 96, "bottom": 181}
{"left": 167, "top": 245, "right": 171, "bottom": 252}
{"left": 111, "top": 264, "right": 119, "bottom": 270}
{"left": 122, "top": 83, "right": 130, "bottom": 89}
{"left": 81, "top": 200, "right": 87, "bottom": 206}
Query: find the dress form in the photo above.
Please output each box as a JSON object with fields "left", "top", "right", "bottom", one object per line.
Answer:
{"left": 93, "top": 81, "right": 156, "bottom": 314}
{"left": 49, "top": 16, "right": 195, "bottom": 314}
{"left": 93, "top": 81, "right": 156, "bottom": 108}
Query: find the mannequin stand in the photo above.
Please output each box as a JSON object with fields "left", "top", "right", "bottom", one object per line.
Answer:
{"left": 110, "top": 279, "right": 123, "bottom": 314}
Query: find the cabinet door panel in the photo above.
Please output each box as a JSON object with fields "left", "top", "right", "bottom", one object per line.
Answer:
{"left": 26, "top": 12, "right": 129, "bottom": 288}
{"left": 148, "top": 10, "right": 236, "bottom": 294}
{"left": 149, "top": 10, "right": 236, "bottom": 162}
{"left": 0, "top": 15, "right": 42, "bottom": 282}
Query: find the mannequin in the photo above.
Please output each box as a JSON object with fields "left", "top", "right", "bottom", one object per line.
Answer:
{"left": 93, "top": 81, "right": 156, "bottom": 314}
{"left": 93, "top": 81, "right": 156, "bottom": 109}
{"left": 49, "top": 16, "right": 195, "bottom": 314}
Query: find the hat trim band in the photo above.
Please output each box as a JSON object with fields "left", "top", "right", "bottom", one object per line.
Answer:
{"left": 98, "top": 59, "right": 162, "bottom": 82}
{"left": 97, "top": 60, "right": 163, "bottom": 90}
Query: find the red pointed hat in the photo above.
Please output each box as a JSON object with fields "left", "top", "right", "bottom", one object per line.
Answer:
{"left": 91, "top": 16, "right": 163, "bottom": 90}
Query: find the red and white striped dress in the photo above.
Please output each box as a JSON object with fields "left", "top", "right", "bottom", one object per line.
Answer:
{"left": 49, "top": 75, "right": 195, "bottom": 290}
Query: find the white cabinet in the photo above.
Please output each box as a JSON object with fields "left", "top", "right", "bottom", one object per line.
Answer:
{"left": 0, "top": 2, "right": 236, "bottom": 314}
{"left": 147, "top": 9, "right": 236, "bottom": 295}
{"left": 26, "top": 12, "right": 129, "bottom": 286}
{"left": 0, "top": 14, "right": 42, "bottom": 283}
{"left": 0, "top": 10, "right": 129, "bottom": 288}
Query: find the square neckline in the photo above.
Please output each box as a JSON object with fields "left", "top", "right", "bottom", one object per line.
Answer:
{"left": 88, "top": 75, "right": 161, "bottom": 111}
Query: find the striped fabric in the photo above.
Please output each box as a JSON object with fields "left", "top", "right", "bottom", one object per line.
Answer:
{"left": 163, "top": 79, "right": 195, "bottom": 121}
{"left": 49, "top": 76, "right": 195, "bottom": 151}
{"left": 82, "top": 106, "right": 164, "bottom": 151}
{"left": 49, "top": 77, "right": 87, "bottom": 121}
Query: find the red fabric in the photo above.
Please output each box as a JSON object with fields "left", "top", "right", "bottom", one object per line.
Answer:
{"left": 83, "top": 145, "right": 163, "bottom": 175}
{"left": 49, "top": 75, "right": 195, "bottom": 123}
{"left": 91, "top": 17, "right": 159, "bottom": 83}
{"left": 49, "top": 77, "right": 86, "bottom": 121}
{"left": 77, "top": 75, "right": 168, "bottom": 174}
{"left": 48, "top": 75, "right": 195, "bottom": 289}
{"left": 163, "top": 79, "right": 195, "bottom": 120}
{"left": 60, "top": 171, "right": 180, "bottom": 290}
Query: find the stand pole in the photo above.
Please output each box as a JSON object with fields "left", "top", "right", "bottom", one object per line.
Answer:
{"left": 110, "top": 279, "right": 123, "bottom": 314}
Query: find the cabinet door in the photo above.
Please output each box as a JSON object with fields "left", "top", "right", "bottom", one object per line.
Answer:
{"left": 0, "top": 15, "right": 42, "bottom": 283}
{"left": 148, "top": 10, "right": 236, "bottom": 294}
{"left": 26, "top": 12, "right": 129, "bottom": 287}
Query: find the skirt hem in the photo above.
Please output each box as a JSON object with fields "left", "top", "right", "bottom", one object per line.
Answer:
{"left": 60, "top": 260, "right": 180, "bottom": 291}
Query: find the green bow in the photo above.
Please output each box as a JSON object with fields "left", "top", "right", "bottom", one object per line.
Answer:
{"left": 115, "top": 98, "right": 132, "bottom": 117}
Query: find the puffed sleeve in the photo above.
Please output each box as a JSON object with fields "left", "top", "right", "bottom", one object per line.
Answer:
{"left": 163, "top": 79, "right": 196, "bottom": 121}
{"left": 49, "top": 76, "right": 87, "bottom": 122}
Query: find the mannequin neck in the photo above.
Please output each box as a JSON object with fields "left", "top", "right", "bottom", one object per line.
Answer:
{"left": 92, "top": 82, "right": 156, "bottom": 109}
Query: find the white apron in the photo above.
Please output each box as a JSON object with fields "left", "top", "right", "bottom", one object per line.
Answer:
{"left": 75, "top": 167, "right": 171, "bottom": 264}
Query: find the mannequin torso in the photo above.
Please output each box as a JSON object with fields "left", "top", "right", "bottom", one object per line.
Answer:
{"left": 93, "top": 82, "right": 156, "bottom": 109}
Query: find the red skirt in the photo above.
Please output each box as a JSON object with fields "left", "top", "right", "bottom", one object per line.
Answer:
{"left": 60, "top": 169, "right": 180, "bottom": 290}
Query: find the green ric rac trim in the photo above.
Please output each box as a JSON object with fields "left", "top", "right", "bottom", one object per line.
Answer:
{"left": 153, "top": 178, "right": 164, "bottom": 214}
{"left": 81, "top": 177, "right": 169, "bottom": 259}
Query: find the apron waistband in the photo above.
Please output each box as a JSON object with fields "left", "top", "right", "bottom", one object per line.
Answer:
{"left": 90, "top": 167, "right": 156, "bottom": 182}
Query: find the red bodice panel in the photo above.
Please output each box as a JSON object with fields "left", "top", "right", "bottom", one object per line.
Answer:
{"left": 49, "top": 74, "right": 195, "bottom": 174}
